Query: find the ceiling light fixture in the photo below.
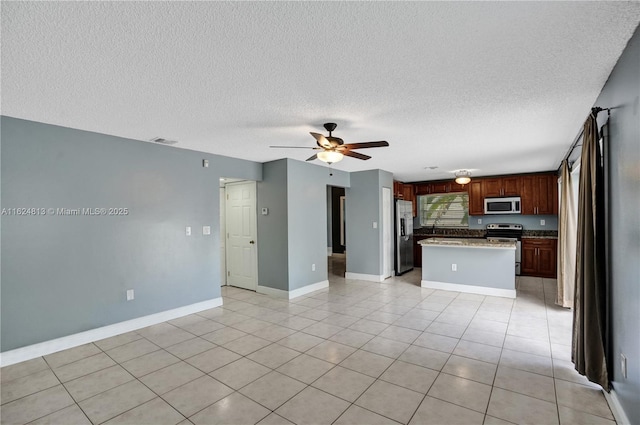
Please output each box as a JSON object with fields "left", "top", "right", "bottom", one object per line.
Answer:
{"left": 317, "top": 150, "right": 344, "bottom": 164}
{"left": 455, "top": 170, "right": 471, "bottom": 185}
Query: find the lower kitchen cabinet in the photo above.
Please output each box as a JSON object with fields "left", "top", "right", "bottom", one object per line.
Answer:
{"left": 521, "top": 238, "right": 557, "bottom": 278}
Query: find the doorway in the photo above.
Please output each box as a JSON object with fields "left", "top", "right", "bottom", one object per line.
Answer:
{"left": 224, "top": 180, "right": 258, "bottom": 291}
{"left": 330, "top": 186, "right": 346, "bottom": 255}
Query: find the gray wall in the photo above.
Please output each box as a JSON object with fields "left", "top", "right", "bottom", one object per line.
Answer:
{"left": 286, "top": 159, "right": 349, "bottom": 290}
{"left": 1, "top": 116, "right": 262, "bottom": 351}
{"left": 345, "top": 170, "right": 393, "bottom": 277}
{"left": 467, "top": 214, "right": 558, "bottom": 230}
{"left": 593, "top": 25, "right": 640, "bottom": 423}
{"left": 256, "top": 159, "right": 289, "bottom": 291}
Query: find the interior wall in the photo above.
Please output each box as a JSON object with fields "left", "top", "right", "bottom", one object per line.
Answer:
{"left": 592, "top": 25, "right": 640, "bottom": 423}
{"left": 0, "top": 116, "right": 262, "bottom": 351}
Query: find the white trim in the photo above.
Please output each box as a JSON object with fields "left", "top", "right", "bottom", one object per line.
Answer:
{"left": 345, "top": 272, "right": 386, "bottom": 282}
{"left": 257, "top": 285, "right": 289, "bottom": 299}
{"left": 604, "top": 388, "right": 631, "bottom": 425}
{"left": 0, "top": 298, "right": 223, "bottom": 367}
{"left": 257, "top": 280, "right": 329, "bottom": 300}
{"left": 421, "top": 280, "right": 516, "bottom": 299}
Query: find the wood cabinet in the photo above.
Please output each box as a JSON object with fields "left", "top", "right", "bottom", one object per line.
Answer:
{"left": 483, "top": 176, "right": 520, "bottom": 198}
{"left": 393, "top": 181, "right": 404, "bottom": 199}
{"left": 403, "top": 184, "right": 417, "bottom": 217}
{"left": 468, "top": 181, "right": 484, "bottom": 216}
{"left": 521, "top": 174, "right": 558, "bottom": 215}
{"left": 414, "top": 181, "right": 468, "bottom": 195}
{"left": 521, "top": 238, "right": 557, "bottom": 278}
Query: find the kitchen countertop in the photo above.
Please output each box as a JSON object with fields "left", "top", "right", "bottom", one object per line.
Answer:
{"left": 419, "top": 237, "right": 516, "bottom": 249}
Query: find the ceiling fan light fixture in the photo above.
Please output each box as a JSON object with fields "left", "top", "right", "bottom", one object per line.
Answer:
{"left": 455, "top": 170, "right": 471, "bottom": 185}
{"left": 317, "top": 150, "right": 344, "bottom": 164}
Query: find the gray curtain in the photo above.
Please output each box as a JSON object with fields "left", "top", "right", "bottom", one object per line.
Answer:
{"left": 572, "top": 111, "right": 609, "bottom": 390}
{"left": 557, "top": 160, "right": 576, "bottom": 308}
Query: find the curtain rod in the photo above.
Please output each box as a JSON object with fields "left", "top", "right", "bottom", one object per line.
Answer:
{"left": 560, "top": 107, "right": 611, "bottom": 168}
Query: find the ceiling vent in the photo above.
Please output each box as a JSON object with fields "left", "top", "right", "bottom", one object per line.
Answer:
{"left": 149, "top": 137, "right": 178, "bottom": 145}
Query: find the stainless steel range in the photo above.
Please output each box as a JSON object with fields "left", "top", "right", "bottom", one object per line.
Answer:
{"left": 486, "top": 223, "right": 523, "bottom": 275}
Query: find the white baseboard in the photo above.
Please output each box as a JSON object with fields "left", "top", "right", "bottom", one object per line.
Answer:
{"left": 345, "top": 272, "right": 386, "bottom": 282}
{"left": 0, "top": 298, "right": 223, "bottom": 367}
{"left": 604, "top": 387, "right": 631, "bottom": 425}
{"left": 421, "top": 280, "right": 516, "bottom": 299}
{"left": 257, "top": 280, "right": 329, "bottom": 300}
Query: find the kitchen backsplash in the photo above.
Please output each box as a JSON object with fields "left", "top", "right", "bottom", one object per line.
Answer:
{"left": 414, "top": 214, "right": 558, "bottom": 232}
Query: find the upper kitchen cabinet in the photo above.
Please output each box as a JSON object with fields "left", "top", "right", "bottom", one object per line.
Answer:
{"left": 414, "top": 181, "right": 468, "bottom": 195}
{"left": 482, "top": 176, "right": 520, "bottom": 198}
{"left": 393, "top": 180, "right": 404, "bottom": 198}
{"left": 468, "top": 181, "right": 484, "bottom": 216}
{"left": 521, "top": 174, "right": 558, "bottom": 215}
{"left": 402, "top": 184, "right": 417, "bottom": 216}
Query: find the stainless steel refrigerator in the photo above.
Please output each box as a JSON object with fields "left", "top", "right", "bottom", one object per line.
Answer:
{"left": 395, "top": 200, "right": 414, "bottom": 275}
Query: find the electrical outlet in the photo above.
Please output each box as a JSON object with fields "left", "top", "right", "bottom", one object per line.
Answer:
{"left": 203, "top": 159, "right": 209, "bottom": 168}
{"left": 202, "top": 226, "right": 211, "bottom": 235}
{"left": 186, "top": 226, "right": 191, "bottom": 236}
{"left": 540, "top": 219, "right": 546, "bottom": 226}
{"left": 312, "top": 264, "right": 316, "bottom": 271}
{"left": 451, "top": 264, "right": 457, "bottom": 271}
{"left": 372, "top": 221, "right": 378, "bottom": 229}
{"left": 126, "top": 289, "right": 134, "bottom": 301}
{"left": 621, "top": 354, "right": 628, "bottom": 378}
{"left": 477, "top": 218, "right": 482, "bottom": 224}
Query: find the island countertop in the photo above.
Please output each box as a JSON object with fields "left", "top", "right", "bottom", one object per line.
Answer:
{"left": 418, "top": 237, "right": 516, "bottom": 249}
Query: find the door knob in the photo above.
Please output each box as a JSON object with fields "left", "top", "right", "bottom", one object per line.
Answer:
{"left": 249, "top": 240, "right": 255, "bottom": 244}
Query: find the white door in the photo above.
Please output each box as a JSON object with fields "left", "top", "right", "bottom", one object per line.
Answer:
{"left": 225, "top": 181, "right": 258, "bottom": 290}
{"left": 220, "top": 188, "right": 226, "bottom": 286}
{"left": 382, "top": 187, "right": 393, "bottom": 278}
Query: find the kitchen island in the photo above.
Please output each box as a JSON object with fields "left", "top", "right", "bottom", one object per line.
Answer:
{"left": 419, "top": 237, "right": 516, "bottom": 298}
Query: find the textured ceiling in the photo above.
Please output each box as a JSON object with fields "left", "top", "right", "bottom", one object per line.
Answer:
{"left": 2, "top": 2, "right": 639, "bottom": 181}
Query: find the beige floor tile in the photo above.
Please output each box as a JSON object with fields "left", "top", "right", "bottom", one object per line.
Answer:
{"left": 499, "top": 348, "right": 553, "bottom": 376}
{"left": 232, "top": 318, "right": 272, "bottom": 334}
{"left": 200, "top": 327, "right": 247, "bottom": 345}
{"left": 163, "top": 375, "right": 233, "bottom": 417}
{"left": 442, "top": 355, "right": 497, "bottom": 385}
{"left": 222, "top": 334, "right": 272, "bottom": 356}
{"left": 143, "top": 327, "right": 199, "bottom": 348}
{"left": 276, "top": 353, "right": 335, "bottom": 384}
{"left": 105, "top": 338, "right": 161, "bottom": 363}
{"left": 276, "top": 386, "right": 350, "bottom": 425}
{"left": 1, "top": 357, "right": 50, "bottom": 383}
{"left": 329, "top": 328, "right": 375, "bottom": 348}
{"left": 0, "top": 385, "right": 75, "bottom": 425}
{"left": 256, "top": 412, "right": 296, "bottom": 425}
{"left": 413, "top": 332, "right": 459, "bottom": 353}
{"left": 494, "top": 365, "right": 555, "bottom": 402}
{"left": 355, "top": 380, "right": 424, "bottom": 424}
{"left": 140, "top": 362, "right": 204, "bottom": 395}
{"left": 120, "top": 349, "right": 180, "bottom": 377}
{"left": 52, "top": 352, "right": 116, "bottom": 382}
{"left": 361, "top": 336, "right": 409, "bottom": 359}
{"left": 103, "top": 397, "right": 185, "bottom": 425}
{"left": 169, "top": 313, "right": 208, "bottom": 328}
{"left": 94, "top": 331, "right": 142, "bottom": 352}
{"left": 254, "top": 324, "right": 297, "bottom": 342}
{"left": 210, "top": 358, "right": 271, "bottom": 390}
{"left": 298, "top": 308, "right": 333, "bottom": 321}
{"left": 29, "top": 404, "right": 91, "bottom": 425}
{"left": 392, "top": 316, "right": 432, "bottom": 331}
{"left": 462, "top": 328, "right": 505, "bottom": 348}
{"left": 468, "top": 318, "right": 508, "bottom": 334}
{"left": 349, "top": 319, "right": 390, "bottom": 335}
{"left": 185, "top": 346, "right": 242, "bottom": 373}
{"left": 398, "top": 345, "right": 450, "bottom": 371}
{"left": 558, "top": 405, "right": 616, "bottom": 425}
{"left": 246, "top": 343, "right": 300, "bottom": 369}
{"left": 301, "top": 322, "right": 344, "bottom": 339}
{"left": 378, "top": 325, "right": 421, "bottom": 344}
{"left": 179, "top": 319, "right": 226, "bottom": 336}
{"left": 322, "top": 313, "right": 360, "bottom": 328}
{"left": 427, "top": 373, "right": 492, "bottom": 413}
{"left": 409, "top": 396, "right": 484, "bottom": 425}
{"left": 63, "top": 364, "right": 134, "bottom": 402}
{"left": 1, "top": 368, "right": 59, "bottom": 404}
{"left": 165, "top": 337, "right": 217, "bottom": 360}
{"left": 379, "top": 360, "right": 438, "bottom": 394}
{"left": 334, "top": 405, "right": 402, "bottom": 425}
{"left": 278, "top": 316, "right": 318, "bottom": 331}
{"left": 44, "top": 343, "right": 102, "bottom": 369}
{"left": 312, "top": 366, "right": 375, "bottom": 402}
{"left": 306, "top": 340, "right": 357, "bottom": 364}
{"left": 555, "top": 380, "right": 614, "bottom": 420}
{"left": 487, "top": 387, "right": 559, "bottom": 425}
{"left": 453, "top": 340, "right": 502, "bottom": 364}
{"left": 366, "top": 311, "right": 403, "bottom": 324}
{"left": 79, "top": 380, "right": 156, "bottom": 424}
{"left": 340, "top": 349, "right": 395, "bottom": 378}
{"left": 240, "top": 371, "right": 307, "bottom": 410}
{"left": 190, "top": 392, "right": 271, "bottom": 425}
{"left": 552, "top": 359, "right": 595, "bottom": 386}
{"left": 427, "top": 321, "right": 467, "bottom": 338}
{"left": 483, "top": 415, "right": 515, "bottom": 425}
{"left": 277, "top": 331, "right": 325, "bottom": 352}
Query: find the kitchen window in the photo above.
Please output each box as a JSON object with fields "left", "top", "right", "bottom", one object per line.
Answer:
{"left": 419, "top": 192, "right": 469, "bottom": 228}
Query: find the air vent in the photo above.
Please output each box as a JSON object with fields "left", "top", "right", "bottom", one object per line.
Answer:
{"left": 149, "top": 137, "right": 178, "bottom": 145}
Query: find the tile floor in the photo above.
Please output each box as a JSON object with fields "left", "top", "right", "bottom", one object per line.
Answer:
{"left": 1, "top": 259, "right": 616, "bottom": 425}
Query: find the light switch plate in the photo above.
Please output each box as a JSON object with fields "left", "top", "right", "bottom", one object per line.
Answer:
{"left": 540, "top": 219, "right": 546, "bottom": 226}
{"left": 373, "top": 222, "right": 378, "bottom": 229}
{"left": 126, "top": 289, "right": 134, "bottom": 301}
{"left": 203, "top": 226, "right": 211, "bottom": 235}
{"left": 261, "top": 207, "right": 268, "bottom": 215}
{"left": 186, "top": 226, "right": 191, "bottom": 236}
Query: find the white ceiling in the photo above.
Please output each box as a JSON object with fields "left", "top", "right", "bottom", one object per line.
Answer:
{"left": 2, "top": 2, "right": 639, "bottom": 182}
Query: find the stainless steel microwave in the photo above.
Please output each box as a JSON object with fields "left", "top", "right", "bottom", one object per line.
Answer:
{"left": 484, "top": 197, "right": 521, "bottom": 214}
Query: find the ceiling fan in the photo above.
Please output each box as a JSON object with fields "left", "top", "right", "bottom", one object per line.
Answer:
{"left": 270, "top": 123, "right": 389, "bottom": 164}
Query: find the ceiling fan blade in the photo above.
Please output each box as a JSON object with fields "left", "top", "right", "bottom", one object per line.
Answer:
{"left": 340, "top": 141, "right": 389, "bottom": 149}
{"left": 343, "top": 150, "right": 371, "bottom": 160}
{"left": 310, "top": 132, "right": 332, "bottom": 148}
{"left": 269, "top": 145, "right": 317, "bottom": 149}
{"left": 306, "top": 154, "right": 318, "bottom": 162}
